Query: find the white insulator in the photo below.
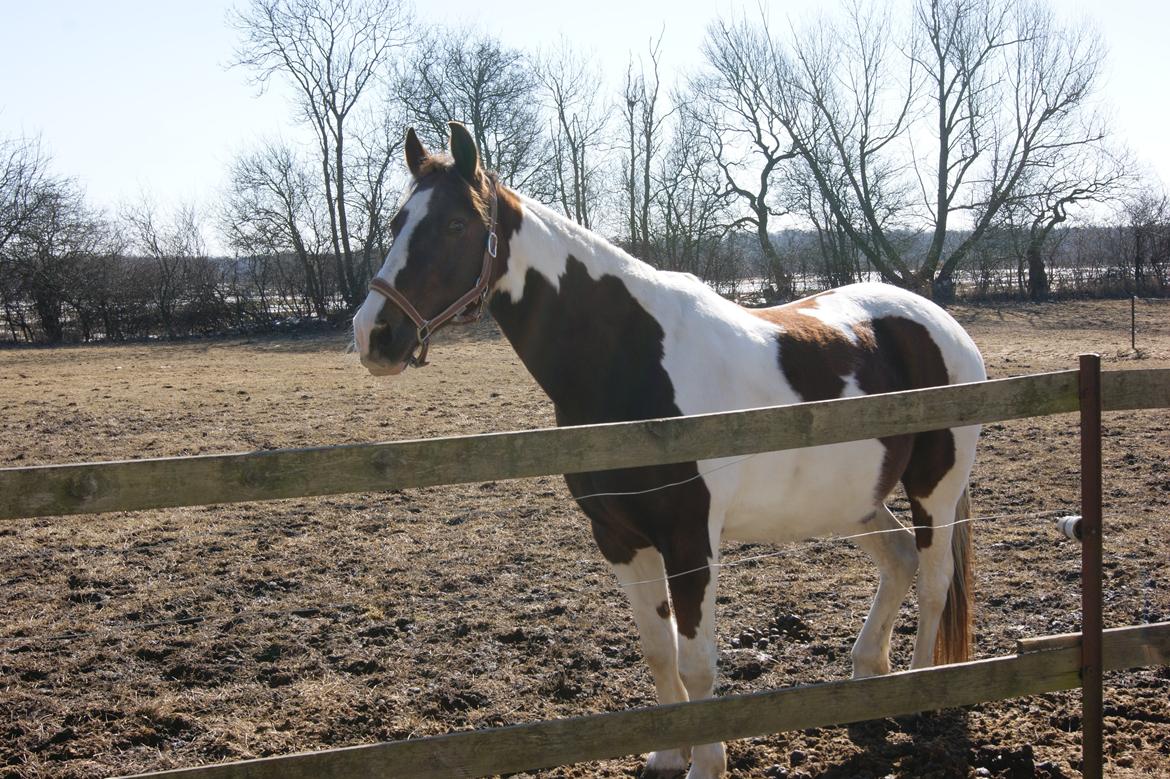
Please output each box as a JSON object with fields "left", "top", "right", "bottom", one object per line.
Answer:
{"left": 1057, "top": 515, "right": 1083, "bottom": 541}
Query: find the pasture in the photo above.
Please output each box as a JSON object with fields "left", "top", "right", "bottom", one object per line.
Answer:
{"left": 2, "top": 298, "right": 1168, "bottom": 778}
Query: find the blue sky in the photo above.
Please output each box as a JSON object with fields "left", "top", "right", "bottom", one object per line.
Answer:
{"left": 2, "top": 0, "right": 1167, "bottom": 221}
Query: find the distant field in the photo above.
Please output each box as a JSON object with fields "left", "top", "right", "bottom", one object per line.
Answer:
{"left": 1, "top": 298, "right": 1168, "bottom": 778}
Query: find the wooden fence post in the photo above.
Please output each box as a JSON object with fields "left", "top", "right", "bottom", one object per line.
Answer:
{"left": 1079, "top": 353, "right": 1103, "bottom": 779}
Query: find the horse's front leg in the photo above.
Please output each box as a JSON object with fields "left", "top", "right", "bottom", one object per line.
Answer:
{"left": 605, "top": 540, "right": 692, "bottom": 778}
{"left": 664, "top": 541, "right": 726, "bottom": 779}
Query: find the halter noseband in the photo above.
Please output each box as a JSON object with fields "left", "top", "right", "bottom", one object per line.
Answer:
{"left": 368, "top": 172, "right": 500, "bottom": 368}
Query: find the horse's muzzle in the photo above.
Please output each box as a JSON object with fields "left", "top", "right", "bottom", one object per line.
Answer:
{"left": 360, "top": 350, "right": 408, "bottom": 377}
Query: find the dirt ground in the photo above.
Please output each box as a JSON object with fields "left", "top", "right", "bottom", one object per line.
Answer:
{"left": 1, "top": 298, "right": 1168, "bottom": 779}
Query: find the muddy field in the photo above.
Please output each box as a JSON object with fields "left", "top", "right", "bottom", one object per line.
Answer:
{"left": 1, "top": 298, "right": 1168, "bottom": 778}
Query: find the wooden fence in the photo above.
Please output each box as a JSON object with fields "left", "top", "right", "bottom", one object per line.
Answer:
{"left": 3, "top": 368, "right": 1168, "bottom": 520}
{"left": 2, "top": 365, "right": 1169, "bottom": 779}
{"left": 121, "top": 623, "right": 1170, "bottom": 779}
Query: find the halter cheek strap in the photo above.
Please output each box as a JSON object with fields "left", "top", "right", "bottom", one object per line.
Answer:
{"left": 368, "top": 172, "right": 500, "bottom": 368}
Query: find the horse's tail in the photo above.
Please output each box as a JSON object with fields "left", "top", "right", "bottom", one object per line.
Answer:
{"left": 935, "top": 486, "right": 973, "bottom": 665}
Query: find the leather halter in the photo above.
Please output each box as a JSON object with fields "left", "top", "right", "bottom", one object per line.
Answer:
{"left": 368, "top": 172, "right": 499, "bottom": 368}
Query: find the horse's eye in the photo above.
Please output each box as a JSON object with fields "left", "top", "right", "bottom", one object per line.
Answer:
{"left": 448, "top": 219, "right": 466, "bottom": 235}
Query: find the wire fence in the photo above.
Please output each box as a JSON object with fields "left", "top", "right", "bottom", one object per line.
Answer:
{"left": 0, "top": 497, "right": 1087, "bottom": 648}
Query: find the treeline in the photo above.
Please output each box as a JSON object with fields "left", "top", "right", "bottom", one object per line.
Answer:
{"left": 3, "top": 0, "right": 1168, "bottom": 344}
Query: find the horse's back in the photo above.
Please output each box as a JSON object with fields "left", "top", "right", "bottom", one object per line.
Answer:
{"left": 755, "top": 282, "right": 986, "bottom": 389}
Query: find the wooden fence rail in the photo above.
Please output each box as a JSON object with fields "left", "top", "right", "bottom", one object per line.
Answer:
{"left": 121, "top": 622, "right": 1170, "bottom": 779}
{"left": 4, "top": 368, "right": 1169, "bottom": 521}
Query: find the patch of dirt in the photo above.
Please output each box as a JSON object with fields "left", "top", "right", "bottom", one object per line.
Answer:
{"left": 1, "top": 298, "right": 1168, "bottom": 778}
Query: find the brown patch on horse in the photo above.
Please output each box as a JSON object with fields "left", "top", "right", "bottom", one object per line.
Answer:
{"left": 491, "top": 255, "right": 713, "bottom": 639}
{"left": 750, "top": 302, "right": 956, "bottom": 549}
{"left": 749, "top": 302, "right": 860, "bottom": 402}
{"left": 856, "top": 317, "right": 954, "bottom": 549}
{"left": 908, "top": 498, "right": 934, "bottom": 549}
{"left": 902, "top": 430, "right": 956, "bottom": 549}
{"left": 656, "top": 601, "right": 671, "bottom": 619}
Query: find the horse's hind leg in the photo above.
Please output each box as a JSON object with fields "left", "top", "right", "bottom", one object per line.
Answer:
{"left": 608, "top": 544, "right": 691, "bottom": 777}
{"left": 905, "top": 426, "right": 977, "bottom": 669}
{"left": 850, "top": 504, "right": 918, "bottom": 678}
{"left": 909, "top": 500, "right": 955, "bottom": 669}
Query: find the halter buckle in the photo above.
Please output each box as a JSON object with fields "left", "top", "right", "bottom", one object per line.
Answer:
{"left": 487, "top": 231, "right": 498, "bottom": 259}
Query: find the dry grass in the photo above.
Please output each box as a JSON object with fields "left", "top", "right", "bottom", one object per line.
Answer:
{"left": 1, "top": 298, "right": 1168, "bottom": 778}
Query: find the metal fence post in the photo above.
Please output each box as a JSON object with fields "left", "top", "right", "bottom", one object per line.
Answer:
{"left": 1079, "top": 353, "right": 1104, "bottom": 779}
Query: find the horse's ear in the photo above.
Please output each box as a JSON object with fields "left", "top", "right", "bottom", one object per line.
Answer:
{"left": 404, "top": 127, "right": 428, "bottom": 179}
{"left": 448, "top": 121, "right": 480, "bottom": 183}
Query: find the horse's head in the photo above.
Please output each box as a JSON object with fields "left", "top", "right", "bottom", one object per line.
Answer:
{"left": 354, "top": 122, "right": 498, "bottom": 376}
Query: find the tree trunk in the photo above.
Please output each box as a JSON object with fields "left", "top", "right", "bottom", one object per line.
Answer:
{"left": 320, "top": 152, "right": 345, "bottom": 312}
{"left": 755, "top": 209, "right": 791, "bottom": 299}
{"left": 904, "top": 268, "right": 936, "bottom": 301}
{"left": 1026, "top": 241, "right": 1050, "bottom": 302}
{"left": 626, "top": 98, "right": 637, "bottom": 248}
{"left": 640, "top": 119, "right": 652, "bottom": 260}
{"left": 333, "top": 119, "right": 358, "bottom": 310}
{"left": 1133, "top": 224, "right": 1144, "bottom": 296}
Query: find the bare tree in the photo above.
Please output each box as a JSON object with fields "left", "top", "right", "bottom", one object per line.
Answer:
{"left": 1, "top": 135, "right": 48, "bottom": 339}
{"left": 1, "top": 137, "right": 133, "bottom": 343}
{"left": 0, "top": 134, "right": 53, "bottom": 256}
{"left": 3, "top": 179, "right": 106, "bottom": 342}
{"left": 759, "top": 0, "right": 1111, "bottom": 298}
{"left": 763, "top": 2, "right": 920, "bottom": 287}
{"left": 394, "top": 28, "right": 549, "bottom": 192}
{"left": 695, "top": 19, "right": 800, "bottom": 296}
{"left": 535, "top": 39, "right": 611, "bottom": 229}
{"left": 222, "top": 141, "right": 333, "bottom": 319}
{"left": 993, "top": 143, "right": 1131, "bottom": 300}
{"left": 347, "top": 100, "right": 407, "bottom": 281}
{"left": 122, "top": 197, "right": 212, "bottom": 336}
{"left": 779, "top": 159, "right": 865, "bottom": 290}
{"left": 232, "top": 0, "right": 411, "bottom": 310}
{"left": 622, "top": 61, "right": 643, "bottom": 246}
{"left": 73, "top": 245, "right": 142, "bottom": 342}
{"left": 619, "top": 36, "right": 669, "bottom": 257}
{"left": 1121, "top": 185, "right": 1170, "bottom": 295}
{"left": 652, "top": 103, "right": 740, "bottom": 287}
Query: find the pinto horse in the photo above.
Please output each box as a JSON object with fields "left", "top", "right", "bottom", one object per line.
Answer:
{"left": 353, "top": 123, "right": 985, "bottom": 779}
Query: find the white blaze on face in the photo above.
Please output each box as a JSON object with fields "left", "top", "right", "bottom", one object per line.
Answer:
{"left": 352, "top": 188, "right": 433, "bottom": 358}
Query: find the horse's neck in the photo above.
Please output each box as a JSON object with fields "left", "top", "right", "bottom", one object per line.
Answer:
{"left": 495, "top": 195, "right": 652, "bottom": 302}
{"left": 487, "top": 195, "right": 681, "bottom": 424}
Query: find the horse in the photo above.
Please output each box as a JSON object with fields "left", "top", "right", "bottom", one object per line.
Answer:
{"left": 352, "top": 122, "right": 985, "bottom": 779}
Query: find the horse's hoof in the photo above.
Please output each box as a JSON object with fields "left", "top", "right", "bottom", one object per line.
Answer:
{"left": 850, "top": 660, "right": 891, "bottom": 679}
{"left": 640, "top": 767, "right": 687, "bottom": 779}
